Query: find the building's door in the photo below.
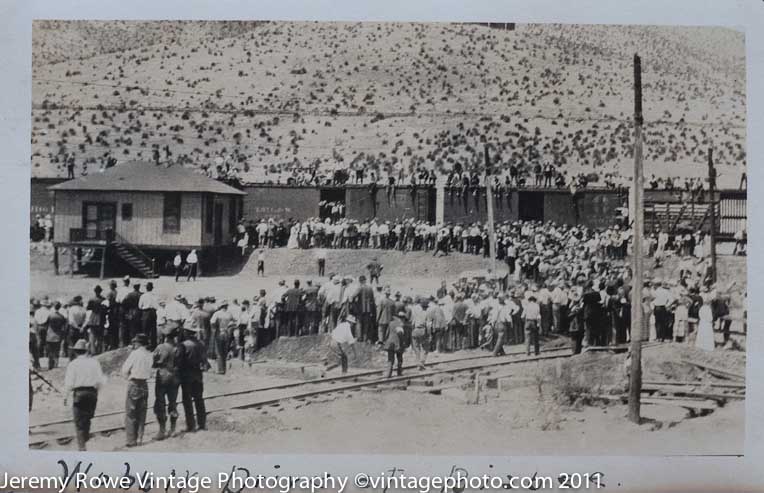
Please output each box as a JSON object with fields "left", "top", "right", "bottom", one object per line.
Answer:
{"left": 214, "top": 202, "right": 224, "bottom": 245}
{"left": 518, "top": 192, "right": 544, "bottom": 222}
{"left": 82, "top": 202, "right": 116, "bottom": 241}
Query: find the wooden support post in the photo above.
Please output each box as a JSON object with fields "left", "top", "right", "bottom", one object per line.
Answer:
{"left": 628, "top": 54, "right": 645, "bottom": 424}
{"left": 70, "top": 247, "right": 75, "bottom": 277}
{"left": 53, "top": 245, "right": 59, "bottom": 276}
{"left": 708, "top": 147, "right": 717, "bottom": 284}
{"left": 484, "top": 145, "right": 497, "bottom": 275}
{"left": 99, "top": 246, "right": 106, "bottom": 280}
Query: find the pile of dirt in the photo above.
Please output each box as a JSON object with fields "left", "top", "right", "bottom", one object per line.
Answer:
{"left": 96, "top": 347, "right": 132, "bottom": 376}
{"left": 239, "top": 248, "right": 496, "bottom": 279}
{"left": 254, "top": 334, "right": 387, "bottom": 369}
{"left": 555, "top": 342, "right": 745, "bottom": 395}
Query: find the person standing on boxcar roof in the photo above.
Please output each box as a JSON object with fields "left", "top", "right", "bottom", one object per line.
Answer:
{"left": 64, "top": 339, "right": 106, "bottom": 451}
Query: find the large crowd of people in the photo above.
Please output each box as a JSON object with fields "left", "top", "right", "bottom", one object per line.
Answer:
{"left": 31, "top": 218, "right": 734, "bottom": 376}
{"left": 32, "top": 22, "right": 745, "bottom": 188}
{"left": 30, "top": 214, "right": 742, "bottom": 450}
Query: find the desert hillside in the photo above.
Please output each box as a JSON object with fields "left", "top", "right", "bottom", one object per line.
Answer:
{"left": 31, "top": 21, "right": 746, "bottom": 186}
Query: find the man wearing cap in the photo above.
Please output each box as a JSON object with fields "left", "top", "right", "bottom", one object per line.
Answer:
{"left": 121, "top": 334, "right": 154, "bottom": 447}
{"left": 105, "top": 280, "right": 119, "bottom": 351}
{"left": 327, "top": 314, "right": 357, "bottom": 374}
{"left": 139, "top": 282, "right": 159, "bottom": 349}
{"left": 176, "top": 325, "right": 210, "bottom": 432}
{"left": 64, "top": 339, "right": 106, "bottom": 451}
{"left": 152, "top": 325, "right": 180, "bottom": 440}
{"left": 210, "top": 301, "right": 235, "bottom": 374}
{"left": 385, "top": 312, "right": 407, "bottom": 378}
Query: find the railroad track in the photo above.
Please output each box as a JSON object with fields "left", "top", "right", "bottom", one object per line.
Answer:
{"left": 29, "top": 347, "right": 573, "bottom": 449}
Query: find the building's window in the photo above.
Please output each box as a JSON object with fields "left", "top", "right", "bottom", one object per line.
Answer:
{"left": 163, "top": 193, "right": 182, "bottom": 234}
{"left": 205, "top": 194, "right": 214, "bottom": 233}
{"left": 121, "top": 203, "right": 133, "bottom": 221}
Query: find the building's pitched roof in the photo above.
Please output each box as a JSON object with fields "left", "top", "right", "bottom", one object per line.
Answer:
{"left": 49, "top": 161, "right": 245, "bottom": 195}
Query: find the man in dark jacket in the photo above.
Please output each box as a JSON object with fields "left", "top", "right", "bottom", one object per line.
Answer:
{"left": 353, "top": 276, "right": 377, "bottom": 342}
{"left": 385, "top": 312, "right": 406, "bottom": 378}
{"left": 176, "top": 326, "right": 210, "bottom": 432}
{"left": 282, "top": 280, "right": 305, "bottom": 337}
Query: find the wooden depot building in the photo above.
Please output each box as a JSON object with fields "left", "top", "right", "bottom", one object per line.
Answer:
{"left": 49, "top": 161, "right": 245, "bottom": 278}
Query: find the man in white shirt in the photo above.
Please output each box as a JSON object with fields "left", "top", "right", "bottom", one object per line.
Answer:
{"left": 139, "top": 282, "right": 159, "bottom": 348}
{"left": 489, "top": 294, "right": 516, "bottom": 356}
{"left": 186, "top": 249, "right": 198, "bottom": 281}
{"left": 173, "top": 252, "right": 183, "bottom": 282}
{"left": 652, "top": 281, "right": 674, "bottom": 342}
{"left": 523, "top": 295, "right": 542, "bottom": 356}
{"left": 327, "top": 315, "right": 357, "bottom": 374}
{"left": 121, "top": 333, "right": 154, "bottom": 447}
{"left": 550, "top": 281, "right": 569, "bottom": 333}
{"left": 64, "top": 339, "right": 106, "bottom": 450}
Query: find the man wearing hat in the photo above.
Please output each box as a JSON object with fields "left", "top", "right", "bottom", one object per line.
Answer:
{"left": 410, "top": 297, "right": 430, "bottom": 370}
{"left": 152, "top": 324, "right": 180, "bottom": 440}
{"left": 122, "top": 283, "right": 142, "bottom": 346}
{"left": 85, "top": 286, "right": 105, "bottom": 355}
{"left": 165, "top": 294, "right": 190, "bottom": 333}
{"left": 384, "top": 312, "right": 407, "bottom": 378}
{"left": 66, "top": 296, "right": 86, "bottom": 358}
{"left": 139, "top": 282, "right": 159, "bottom": 349}
{"left": 376, "top": 287, "right": 395, "bottom": 344}
{"left": 210, "top": 301, "right": 235, "bottom": 374}
{"left": 327, "top": 314, "right": 357, "bottom": 374}
{"left": 33, "top": 298, "right": 50, "bottom": 359}
{"left": 121, "top": 333, "right": 154, "bottom": 447}
{"left": 176, "top": 325, "right": 210, "bottom": 432}
{"left": 353, "top": 275, "right": 376, "bottom": 342}
{"left": 64, "top": 339, "right": 106, "bottom": 451}
{"left": 46, "top": 301, "right": 67, "bottom": 370}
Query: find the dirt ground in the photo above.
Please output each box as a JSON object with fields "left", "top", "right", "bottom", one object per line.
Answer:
{"left": 31, "top": 341, "right": 745, "bottom": 455}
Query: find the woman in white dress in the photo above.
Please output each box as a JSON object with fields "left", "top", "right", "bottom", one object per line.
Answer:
{"left": 287, "top": 223, "right": 300, "bottom": 249}
{"left": 695, "top": 293, "right": 715, "bottom": 351}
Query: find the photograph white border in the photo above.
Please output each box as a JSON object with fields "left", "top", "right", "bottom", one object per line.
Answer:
{"left": 2, "top": 0, "right": 763, "bottom": 490}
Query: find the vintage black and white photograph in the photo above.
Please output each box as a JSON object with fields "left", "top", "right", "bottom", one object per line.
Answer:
{"left": 27, "top": 20, "right": 747, "bottom": 455}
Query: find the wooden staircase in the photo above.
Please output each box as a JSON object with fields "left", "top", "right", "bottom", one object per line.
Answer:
{"left": 112, "top": 233, "right": 158, "bottom": 278}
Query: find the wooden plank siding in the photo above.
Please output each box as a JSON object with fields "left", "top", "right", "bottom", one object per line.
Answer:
{"left": 53, "top": 190, "right": 204, "bottom": 247}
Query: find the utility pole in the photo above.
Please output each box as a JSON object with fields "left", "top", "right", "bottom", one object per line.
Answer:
{"left": 484, "top": 144, "right": 498, "bottom": 275}
{"left": 628, "top": 54, "right": 644, "bottom": 424}
{"left": 707, "top": 147, "right": 717, "bottom": 284}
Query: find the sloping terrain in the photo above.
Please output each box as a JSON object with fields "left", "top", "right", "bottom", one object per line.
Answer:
{"left": 31, "top": 22, "right": 745, "bottom": 186}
